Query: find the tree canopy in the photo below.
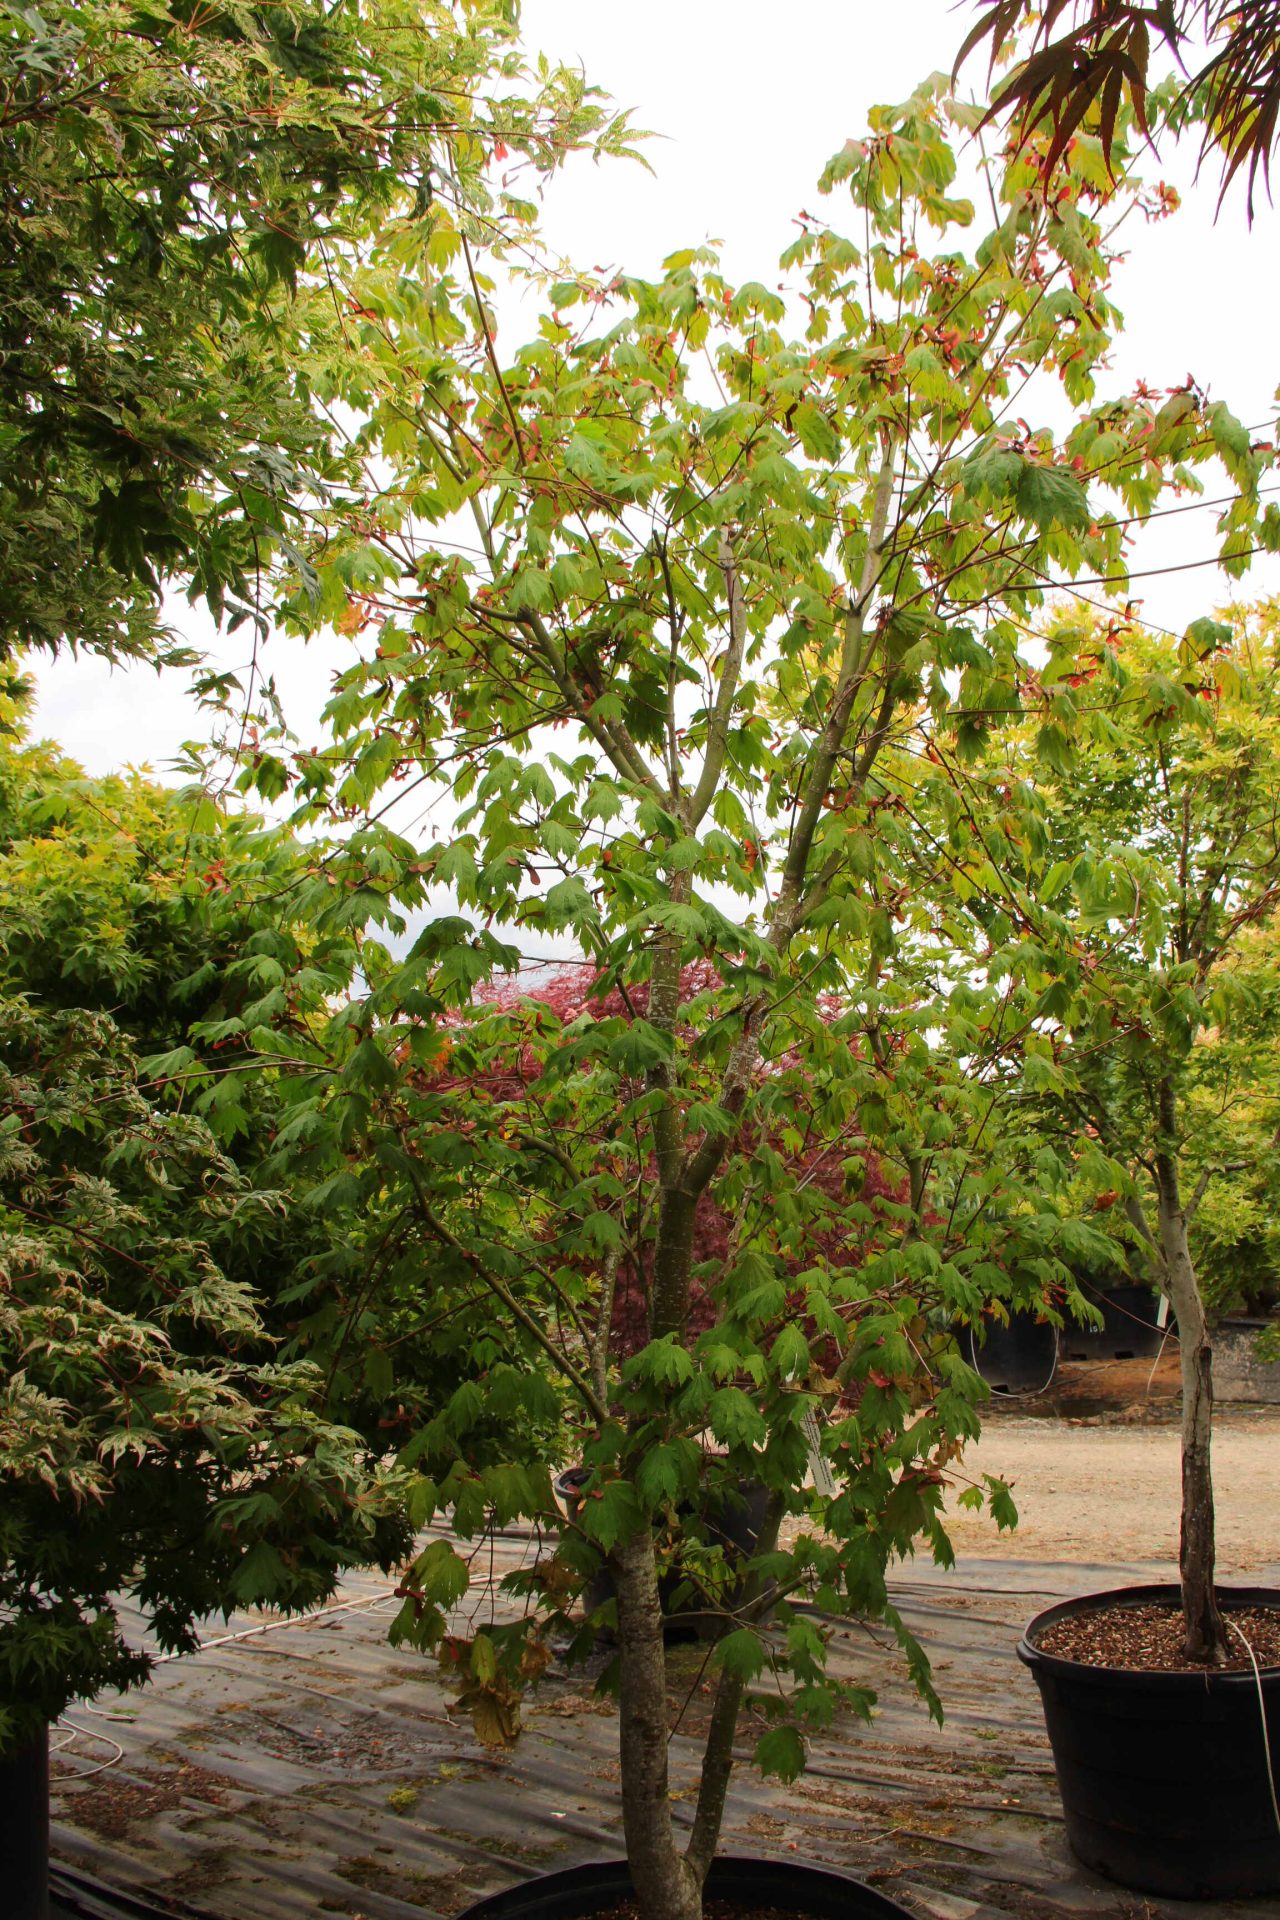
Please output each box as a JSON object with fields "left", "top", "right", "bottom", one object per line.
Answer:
{"left": 196, "top": 71, "right": 1280, "bottom": 1916}
{"left": 0, "top": 692, "right": 427, "bottom": 1755}
{"left": 907, "top": 595, "right": 1280, "bottom": 1655}
{"left": 0, "top": 0, "right": 634, "bottom": 664}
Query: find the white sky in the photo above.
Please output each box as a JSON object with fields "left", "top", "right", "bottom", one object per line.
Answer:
{"left": 32, "top": 0, "right": 1280, "bottom": 777}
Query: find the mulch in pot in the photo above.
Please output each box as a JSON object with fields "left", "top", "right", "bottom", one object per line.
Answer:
{"left": 1037, "top": 1599, "right": 1280, "bottom": 1671}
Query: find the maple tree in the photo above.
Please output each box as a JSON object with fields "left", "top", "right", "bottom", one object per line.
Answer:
{"left": 0, "top": 697, "right": 419, "bottom": 1791}
{"left": 1181, "top": 911, "right": 1280, "bottom": 1322}
{"left": 195, "top": 65, "right": 1280, "bottom": 1917}
{"left": 936, "top": 604, "right": 1280, "bottom": 1661}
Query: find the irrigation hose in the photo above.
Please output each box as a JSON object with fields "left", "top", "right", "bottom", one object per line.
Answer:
{"left": 1228, "top": 1619, "right": 1280, "bottom": 1845}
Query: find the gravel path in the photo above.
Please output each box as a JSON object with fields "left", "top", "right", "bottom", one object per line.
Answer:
{"left": 942, "top": 1404, "right": 1280, "bottom": 1574}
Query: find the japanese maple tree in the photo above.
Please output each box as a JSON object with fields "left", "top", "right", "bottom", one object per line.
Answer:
{"left": 224, "top": 76, "right": 1278, "bottom": 1920}
{"left": 947, "top": 605, "right": 1280, "bottom": 1660}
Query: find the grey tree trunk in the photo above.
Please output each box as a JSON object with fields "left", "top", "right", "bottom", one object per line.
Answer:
{"left": 612, "top": 1531, "right": 703, "bottom": 1920}
{"left": 1154, "top": 1080, "right": 1228, "bottom": 1665}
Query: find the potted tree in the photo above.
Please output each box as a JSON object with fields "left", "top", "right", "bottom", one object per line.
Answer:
{"left": 0, "top": 704, "right": 427, "bottom": 1920}
{"left": 232, "top": 71, "right": 1277, "bottom": 1920}
{"left": 972, "top": 609, "right": 1280, "bottom": 1896}
{"left": 0, "top": 694, "right": 552, "bottom": 1920}
{"left": 0, "top": 988, "right": 416, "bottom": 1920}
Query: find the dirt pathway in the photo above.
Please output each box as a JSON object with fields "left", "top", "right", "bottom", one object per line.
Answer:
{"left": 943, "top": 1403, "right": 1280, "bottom": 1572}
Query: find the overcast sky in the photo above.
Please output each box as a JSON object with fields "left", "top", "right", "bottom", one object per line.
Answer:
{"left": 33, "top": 0, "right": 1280, "bottom": 777}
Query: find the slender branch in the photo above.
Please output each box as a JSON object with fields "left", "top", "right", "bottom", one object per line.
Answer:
{"left": 657, "top": 536, "right": 685, "bottom": 807}
{"left": 510, "top": 609, "right": 668, "bottom": 800}
{"left": 460, "top": 231, "right": 527, "bottom": 468}
{"left": 773, "top": 455, "right": 897, "bottom": 930}
{"left": 1124, "top": 1188, "right": 1163, "bottom": 1279}
{"left": 684, "top": 1489, "right": 785, "bottom": 1878}
{"left": 402, "top": 1169, "right": 606, "bottom": 1422}
{"left": 683, "top": 1664, "right": 747, "bottom": 1877}
{"left": 1185, "top": 1159, "right": 1250, "bottom": 1224}
{"left": 795, "top": 676, "right": 900, "bottom": 930}
{"left": 1186, "top": 1166, "right": 1214, "bottom": 1223}
{"left": 675, "top": 462, "right": 896, "bottom": 1202}
{"left": 686, "top": 531, "right": 748, "bottom": 828}
{"left": 589, "top": 1247, "right": 620, "bottom": 1407}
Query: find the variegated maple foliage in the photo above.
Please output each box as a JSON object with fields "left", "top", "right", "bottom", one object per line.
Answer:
{"left": 0, "top": 690, "right": 418, "bottom": 1756}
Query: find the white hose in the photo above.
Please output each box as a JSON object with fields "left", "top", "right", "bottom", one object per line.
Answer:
{"left": 1228, "top": 1620, "right": 1280, "bottom": 1844}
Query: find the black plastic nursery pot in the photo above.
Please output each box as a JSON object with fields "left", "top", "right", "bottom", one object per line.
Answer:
{"left": 456, "top": 1855, "right": 914, "bottom": 1920}
{"left": 1018, "top": 1584, "right": 1280, "bottom": 1899}
{"left": 554, "top": 1471, "right": 771, "bottom": 1641}
{"left": 2, "top": 1733, "right": 51, "bottom": 1920}
{"left": 963, "top": 1310, "right": 1058, "bottom": 1395}
{"left": 1059, "top": 1284, "right": 1165, "bottom": 1362}
{"left": 554, "top": 1472, "right": 769, "bottom": 1559}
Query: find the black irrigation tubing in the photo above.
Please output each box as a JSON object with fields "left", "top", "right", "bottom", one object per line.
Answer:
{"left": 881, "top": 1577, "right": 1085, "bottom": 1598}
{"left": 1077, "top": 1275, "right": 1173, "bottom": 1335}
{"left": 1041, "top": 542, "right": 1274, "bottom": 591}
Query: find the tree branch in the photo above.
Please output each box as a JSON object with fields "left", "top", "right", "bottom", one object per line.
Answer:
{"left": 677, "top": 458, "right": 899, "bottom": 1203}
{"left": 402, "top": 1169, "right": 606, "bottom": 1423}
{"left": 460, "top": 232, "right": 527, "bottom": 469}
{"left": 1185, "top": 1159, "right": 1250, "bottom": 1224}
{"left": 772, "top": 455, "right": 897, "bottom": 931}
{"left": 684, "top": 1489, "right": 785, "bottom": 1879}
{"left": 657, "top": 536, "right": 684, "bottom": 807}
{"left": 686, "top": 531, "right": 748, "bottom": 828}
{"left": 514, "top": 610, "right": 668, "bottom": 800}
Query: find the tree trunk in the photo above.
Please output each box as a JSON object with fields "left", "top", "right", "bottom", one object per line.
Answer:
{"left": 0, "top": 1730, "right": 50, "bottom": 1920}
{"left": 612, "top": 1530, "right": 703, "bottom": 1920}
{"left": 1154, "top": 1080, "right": 1228, "bottom": 1665}
{"left": 685, "top": 1490, "right": 784, "bottom": 1880}
{"left": 649, "top": 1184, "right": 699, "bottom": 1341}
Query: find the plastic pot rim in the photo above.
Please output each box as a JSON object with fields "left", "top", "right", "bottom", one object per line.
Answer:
{"left": 1018, "top": 1581, "right": 1280, "bottom": 1690}
{"left": 454, "top": 1853, "right": 915, "bottom": 1920}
